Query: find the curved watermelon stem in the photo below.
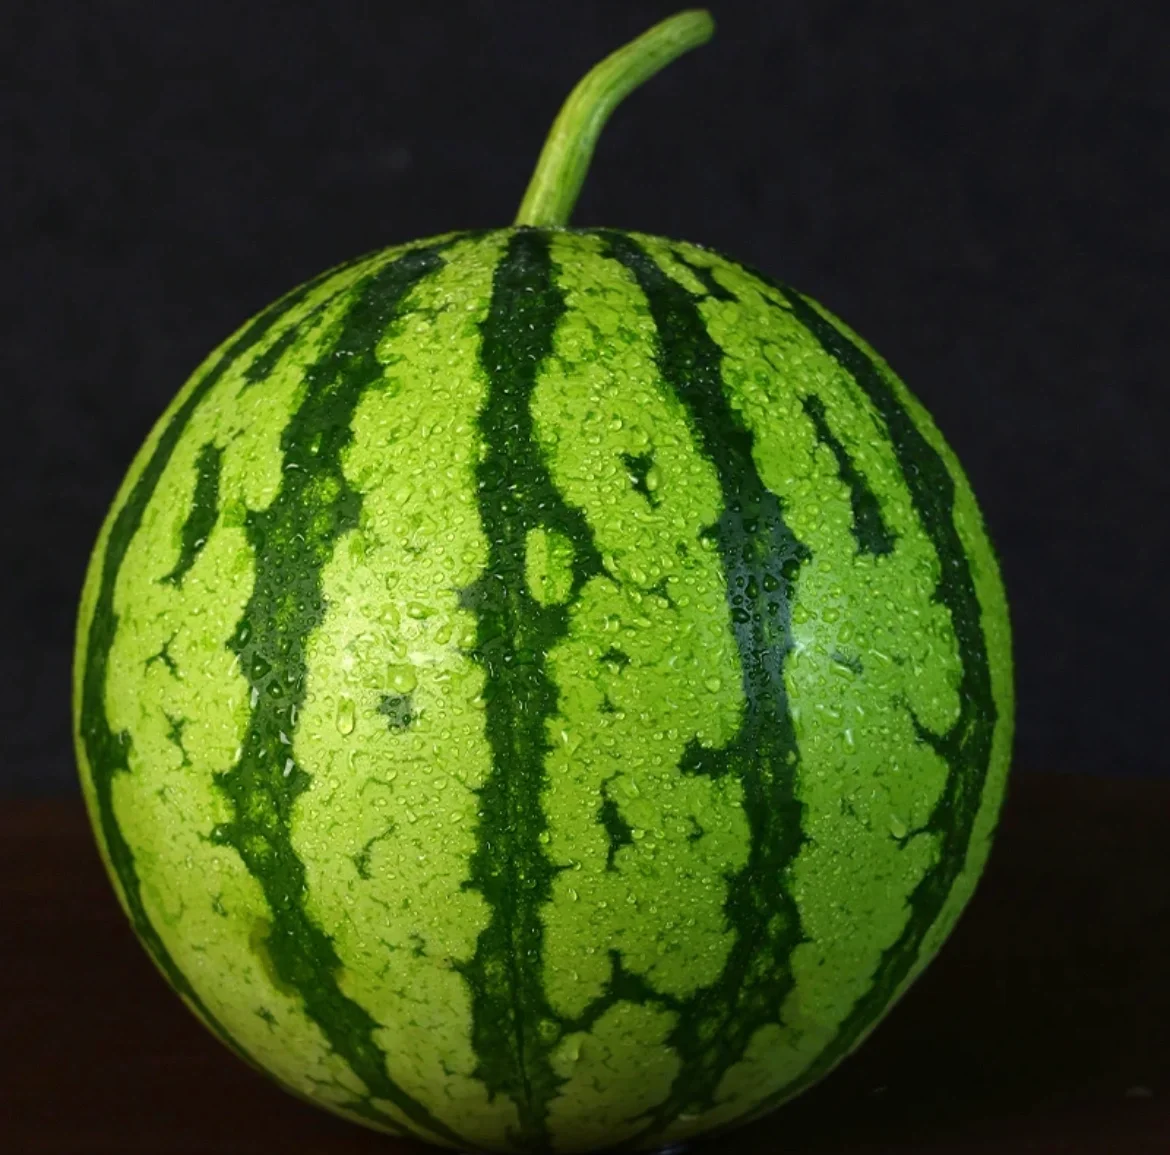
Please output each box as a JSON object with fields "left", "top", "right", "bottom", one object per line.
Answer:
{"left": 514, "top": 9, "right": 714, "bottom": 228}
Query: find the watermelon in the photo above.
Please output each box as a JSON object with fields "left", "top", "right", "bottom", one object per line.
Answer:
{"left": 73, "top": 11, "right": 1012, "bottom": 1154}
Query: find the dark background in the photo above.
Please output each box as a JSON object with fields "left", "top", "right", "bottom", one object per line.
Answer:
{"left": 3, "top": 0, "right": 1167, "bottom": 793}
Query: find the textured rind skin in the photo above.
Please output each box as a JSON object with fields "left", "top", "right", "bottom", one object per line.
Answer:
{"left": 73, "top": 228, "right": 1012, "bottom": 1154}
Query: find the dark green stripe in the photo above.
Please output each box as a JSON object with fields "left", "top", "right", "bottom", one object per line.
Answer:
{"left": 455, "top": 229, "right": 605, "bottom": 1146}
{"left": 160, "top": 441, "right": 223, "bottom": 586}
{"left": 76, "top": 251, "right": 375, "bottom": 1074}
{"left": 800, "top": 393, "right": 896, "bottom": 556}
{"left": 210, "top": 243, "right": 469, "bottom": 1146}
{"left": 238, "top": 314, "right": 315, "bottom": 391}
{"left": 670, "top": 247, "right": 736, "bottom": 302}
{"left": 741, "top": 278, "right": 1000, "bottom": 1119}
{"left": 598, "top": 776, "right": 636, "bottom": 872}
{"left": 597, "top": 231, "right": 811, "bottom": 1144}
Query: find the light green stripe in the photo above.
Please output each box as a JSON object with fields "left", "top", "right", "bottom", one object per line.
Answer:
{"left": 292, "top": 232, "right": 523, "bottom": 1149}
{"left": 534, "top": 230, "right": 751, "bottom": 1151}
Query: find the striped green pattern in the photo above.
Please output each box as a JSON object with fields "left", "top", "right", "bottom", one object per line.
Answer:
{"left": 74, "top": 228, "right": 1012, "bottom": 1153}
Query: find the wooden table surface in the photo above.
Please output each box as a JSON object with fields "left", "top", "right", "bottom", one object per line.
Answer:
{"left": 2, "top": 772, "right": 1166, "bottom": 1154}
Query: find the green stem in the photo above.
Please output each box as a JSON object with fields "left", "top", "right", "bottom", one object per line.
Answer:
{"left": 514, "top": 10, "right": 715, "bottom": 228}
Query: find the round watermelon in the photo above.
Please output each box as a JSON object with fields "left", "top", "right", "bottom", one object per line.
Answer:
{"left": 73, "top": 11, "right": 1012, "bottom": 1154}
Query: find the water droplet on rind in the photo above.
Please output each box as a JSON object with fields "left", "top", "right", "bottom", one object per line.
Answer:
{"left": 388, "top": 665, "right": 417, "bottom": 693}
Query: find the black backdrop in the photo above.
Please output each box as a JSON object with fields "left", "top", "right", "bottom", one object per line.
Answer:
{"left": 4, "top": 0, "right": 1167, "bottom": 793}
